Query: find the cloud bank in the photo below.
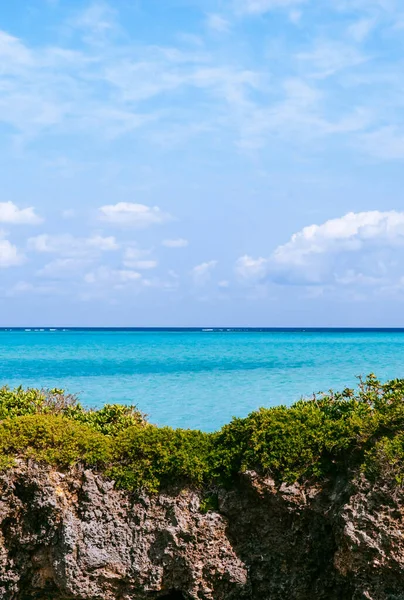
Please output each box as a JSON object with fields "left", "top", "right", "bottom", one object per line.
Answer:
{"left": 237, "top": 211, "right": 404, "bottom": 288}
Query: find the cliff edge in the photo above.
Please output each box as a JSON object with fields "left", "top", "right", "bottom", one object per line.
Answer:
{"left": 1, "top": 462, "right": 403, "bottom": 600}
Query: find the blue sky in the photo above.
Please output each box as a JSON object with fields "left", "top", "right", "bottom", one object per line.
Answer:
{"left": 1, "top": 0, "right": 404, "bottom": 326}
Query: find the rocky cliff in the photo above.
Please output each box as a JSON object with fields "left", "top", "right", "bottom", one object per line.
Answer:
{"left": 1, "top": 461, "right": 403, "bottom": 600}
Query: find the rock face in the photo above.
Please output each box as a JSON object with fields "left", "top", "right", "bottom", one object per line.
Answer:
{"left": 0, "top": 462, "right": 403, "bottom": 600}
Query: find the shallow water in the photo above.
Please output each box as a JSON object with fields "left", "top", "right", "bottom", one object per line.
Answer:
{"left": 1, "top": 329, "right": 403, "bottom": 431}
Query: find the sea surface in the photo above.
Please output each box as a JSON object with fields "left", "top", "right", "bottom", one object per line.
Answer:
{"left": 1, "top": 328, "right": 404, "bottom": 431}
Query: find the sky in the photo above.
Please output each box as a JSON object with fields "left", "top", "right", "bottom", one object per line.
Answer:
{"left": 1, "top": 0, "right": 404, "bottom": 326}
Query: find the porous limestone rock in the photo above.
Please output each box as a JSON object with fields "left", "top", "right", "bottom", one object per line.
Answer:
{"left": 0, "top": 462, "right": 403, "bottom": 599}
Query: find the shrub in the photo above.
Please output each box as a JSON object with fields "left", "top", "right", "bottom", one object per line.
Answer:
{"left": 0, "top": 386, "right": 146, "bottom": 436}
{"left": 64, "top": 403, "right": 147, "bottom": 436}
{"left": 363, "top": 434, "right": 404, "bottom": 487}
{"left": 211, "top": 374, "right": 404, "bottom": 484}
{"left": 1, "top": 375, "right": 404, "bottom": 492}
{"left": 109, "top": 425, "right": 212, "bottom": 492}
{"left": 211, "top": 400, "right": 366, "bottom": 483}
{"left": 0, "top": 414, "right": 111, "bottom": 469}
{"left": 0, "top": 386, "right": 77, "bottom": 419}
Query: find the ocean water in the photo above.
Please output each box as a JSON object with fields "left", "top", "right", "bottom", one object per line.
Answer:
{"left": 1, "top": 328, "right": 404, "bottom": 431}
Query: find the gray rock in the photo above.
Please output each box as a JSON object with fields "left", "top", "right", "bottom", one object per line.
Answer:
{"left": 0, "top": 462, "right": 403, "bottom": 599}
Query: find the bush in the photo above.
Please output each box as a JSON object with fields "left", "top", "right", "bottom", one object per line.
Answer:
{"left": 109, "top": 425, "right": 212, "bottom": 492}
{"left": 1, "top": 375, "right": 404, "bottom": 492}
{"left": 0, "top": 414, "right": 111, "bottom": 469}
{"left": 364, "top": 434, "right": 404, "bottom": 487}
{"left": 0, "top": 386, "right": 146, "bottom": 436}
{"left": 211, "top": 402, "right": 357, "bottom": 483}
{"left": 0, "top": 386, "right": 76, "bottom": 419}
{"left": 210, "top": 374, "right": 404, "bottom": 484}
{"left": 64, "top": 403, "right": 147, "bottom": 436}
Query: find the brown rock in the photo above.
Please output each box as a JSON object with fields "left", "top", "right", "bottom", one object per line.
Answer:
{"left": 0, "top": 462, "right": 403, "bottom": 599}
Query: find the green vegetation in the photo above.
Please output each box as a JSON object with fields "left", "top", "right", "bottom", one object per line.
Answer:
{"left": 199, "top": 493, "right": 219, "bottom": 514}
{"left": 0, "top": 386, "right": 146, "bottom": 434}
{"left": 1, "top": 375, "right": 404, "bottom": 493}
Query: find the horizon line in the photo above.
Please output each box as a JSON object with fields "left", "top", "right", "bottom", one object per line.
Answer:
{"left": 2, "top": 327, "right": 404, "bottom": 331}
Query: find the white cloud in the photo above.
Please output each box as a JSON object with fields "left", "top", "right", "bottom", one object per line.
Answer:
{"left": 140, "top": 276, "right": 179, "bottom": 290}
{"left": 162, "top": 238, "right": 188, "bottom": 248}
{"left": 237, "top": 211, "right": 404, "bottom": 288}
{"left": 123, "top": 246, "right": 157, "bottom": 269}
{"left": 99, "top": 202, "right": 172, "bottom": 228}
{"left": 0, "top": 237, "right": 24, "bottom": 267}
{"left": 80, "top": 267, "right": 176, "bottom": 299}
{"left": 36, "top": 257, "right": 91, "bottom": 279}
{"left": 191, "top": 260, "right": 217, "bottom": 286}
{"left": 296, "top": 41, "right": 368, "bottom": 79}
{"left": 236, "top": 0, "right": 307, "bottom": 15}
{"left": 347, "top": 18, "right": 376, "bottom": 42}
{"left": 0, "top": 31, "right": 32, "bottom": 66}
{"left": 235, "top": 255, "right": 269, "bottom": 281}
{"left": 206, "top": 14, "right": 231, "bottom": 32}
{"left": 130, "top": 260, "right": 158, "bottom": 270}
{"left": 0, "top": 7, "right": 381, "bottom": 157}
{"left": 84, "top": 266, "right": 142, "bottom": 285}
{"left": 87, "top": 235, "right": 119, "bottom": 251}
{"left": 0, "top": 201, "right": 42, "bottom": 224}
{"left": 28, "top": 233, "right": 118, "bottom": 256}
{"left": 236, "top": 77, "right": 371, "bottom": 150}
{"left": 0, "top": 23, "right": 263, "bottom": 148}
{"left": 71, "top": 2, "right": 117, "bottom": 40}
{"left": 272, "top": 211, "right": 404, "bottom": 262}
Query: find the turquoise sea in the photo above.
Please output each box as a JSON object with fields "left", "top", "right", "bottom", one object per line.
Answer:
{"left": 1, "top": 328, "right": 404, "bottom": 431}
